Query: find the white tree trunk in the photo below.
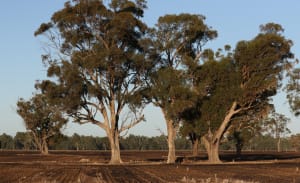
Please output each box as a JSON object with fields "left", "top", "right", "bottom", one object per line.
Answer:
{"left": 203, "top": 101, "right": 240, "bottom": 163}
{"left": 202, "top": 134, "right": 221, "bottom": 163}
{"left": 32, "top": 133, "right": 49, "bottom": 155}
{"left": 107, "top": 130, "right": 122, "bottom": 164}
{"left": 41, "top": 138, "right": 49, "bottom": 155}
{"left": 277, "top": 137, "right": 281, "bottom": 152}
{"left": 166, "top": 119, "right": 177, "bottom": 164}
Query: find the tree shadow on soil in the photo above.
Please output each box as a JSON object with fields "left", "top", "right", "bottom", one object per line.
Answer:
{"left": 146, "top": 151, "right": 300, "bottom": 163}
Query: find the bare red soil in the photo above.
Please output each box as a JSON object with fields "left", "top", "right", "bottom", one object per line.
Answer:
{"left": 0, "top": 150, "right": 299, "bottom": 182}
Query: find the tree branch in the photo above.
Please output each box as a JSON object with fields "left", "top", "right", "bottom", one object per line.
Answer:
{"left": 120, "top": 114, "right": 144, "bottom": 133}
{"left": 214, "top": 101, "right": 242, "bottom": 140}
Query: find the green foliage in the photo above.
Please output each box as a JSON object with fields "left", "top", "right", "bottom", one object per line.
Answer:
{"left": 180, "top": 23, "right": 295, "bottom": 157}
{"left": 68, "top": 133, "right": 100, "bottom": 150}
{"left": 180, "top": 57, "right": 240, "bottom": 137}
{"left": 229, "top": 120, "right": 261, "bottom": 144}
{"left": 263, "top": 111, "right": 291, "bottom": 138}
{"left": 221, "top": 133, "right": 293, "bottom": 152}
{"left": 35, "top": 0, "right": 150, "bottom": 132}
{"left": 120, "top": 134, "right": 148, "bottom": 150}
{"left": 28, "top": 2, "right": 298, "bottom": 159}
{"left": 175, "top": 136, "right": 191, "bottom": 150}
{"left": 1, "top": 132, "right": 297, "bottom": 151}
{"left": 180, "top": 46, "right": 238, "bottom": 143}
{"left": 226, "top": 23, "right": 292, "bottom": 124}
{"left": 16, "top": 93, "right": 67, "bottom": 152}
{"left": 235, "top": 31, "right": 293, "bottom": 106}
{"left": 147, "top": 68, "right": 196, "bottom": 121}
{"left": 0, "top": 133, "right": 14, "bottom": 149}
{"left": 286, "top": 68, "right": 300, "bottom": 116}
{"left": 14, "top": 132, "right": 36, "bottom": 150}
{"left": 146, "top": 13, "right": 217, "bottom": 122}
{"left": 290, "top": 134, "right": 300, "bottom": 151}
{"left": 259, "top": 23, "right": 284, "bottom": 35}
{"left": 196, "top": 59, "right": 241, "bottom": 131}
{"left": 154, "top": 14, "right": 217, "bottom": 66}
{"left": 249, "top": 134, "right": 278, "bottom": 151}
{"left": 142, "top": 135, "right": 168, "bottom": 150}
{"left": 17, "top": 93, "right": 67, "bottom": 137}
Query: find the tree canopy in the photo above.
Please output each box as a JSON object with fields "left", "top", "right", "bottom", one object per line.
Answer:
{"left": 181, "top": 23, "right": 295, "bottom": 163}
{"left": 17, "top": 93, "right": 67, "bottom": 154}
{"left": 34, "top": 0, "right": 152, "bottom": 164}
{"left": 144, "top": 13, "right": 217, "bottom": 163}
{"left": 20, "top": 0, "right": 298, "bottom": 164}
{"left": 286, "top": 67, "right": 300, "bottom": 116}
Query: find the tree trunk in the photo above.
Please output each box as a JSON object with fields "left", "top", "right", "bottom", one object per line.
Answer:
{"left": 236, "top": 142, "right": 242, "bottom": 158}
{"left": 203, "top": 102, "right": 240, "bottom": 163}
{"left": 41, "top": 138, "right": 49, "bottom": 155}
{"left": 234, "top": 131, "right": 243, "bottom": 158}
{"left": 192, "top": 138, "right": 199, "bottom": 156}
{"left": 166, "top": 119, "right": 177, "bottom": 164}
{"left": 108, "top": 131, "right": 122, "bottom": 164}
{"left": 277, "top": 137, "right": 281, "bottom": 152}
{"left": 202, "top": 136, "right": 221, "bottom": 163}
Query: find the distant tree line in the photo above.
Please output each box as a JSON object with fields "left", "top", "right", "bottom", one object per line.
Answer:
{"left": 0, "top": 132, "right": 298, "bottom": 152}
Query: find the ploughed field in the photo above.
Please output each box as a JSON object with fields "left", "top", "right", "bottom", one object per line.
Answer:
{"left": 0, "top": 150, "right": 300, "bottom": 182}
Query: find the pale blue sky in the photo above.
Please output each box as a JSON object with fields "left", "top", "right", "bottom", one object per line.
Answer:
{"left": 0, "top": 0, "right": 299, "bottom": 137}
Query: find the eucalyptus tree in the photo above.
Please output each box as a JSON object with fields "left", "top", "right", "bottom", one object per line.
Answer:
{"left": 263, "top": 110, "right": 291, "bottom": 152}
{"left": 179, "top": 102, "right": 205, "bottom": 156}
{"left": 194, "top": 56, "right": 241, "bottom": 162}
{"left": 180, "top": 122, "right": 202, "bottom": 156}
{"left": 191, "top": 23, "right": 294, "bottom": 163}
{"left": 228, "top": 117, "right": 263, "bottom": 157}
{"left": 286, "top": 67, "right": 300, "bottom": 116}
{"left": 0, "top": 134, "right": 14, "bottom": 150}
{"left": 34, "top": 0, "right": 151, "bottom": 164}
{"left": 290, "top": 134, "right": 300, "bottom": 151}
{"left": 146, "top": 14, "right": 217, "bottom": 163}
{"left": 14, "top": 132, "right": 36, "bottom": 150}
{"left": 16, "top": 93, "right": 67, "bottom": 155}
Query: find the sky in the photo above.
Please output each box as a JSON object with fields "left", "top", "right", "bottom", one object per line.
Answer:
{"left": 0, "top": 0, "right": 299, "bottom": 137}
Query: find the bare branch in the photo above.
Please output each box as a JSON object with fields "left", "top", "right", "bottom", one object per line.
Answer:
{"left": 120, "top": 114, "right": 145, "bottom": 133}
{"left": 155, "top": 128, "right": 168, "bottom": 142}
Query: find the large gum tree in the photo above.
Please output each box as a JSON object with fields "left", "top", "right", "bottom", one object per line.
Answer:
{"left": 35, "top": 0, "right": 150, "bottom": 164}
{"left": 192, "top": 23, "right": 295, "bottom": 163}
{"left": 146, "top": 14, "right": 217, "bottom": 163}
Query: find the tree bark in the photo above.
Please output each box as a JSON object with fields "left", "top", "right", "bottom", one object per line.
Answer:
{"left": 107, "top": 131, "right": 122, "bottom": 164}
{"left": 202, "top": 135, "right": 221, "bottom": 163}
{"left": 166, "top": 119, "right": 177, "bottom": 164}
{"left": 33, "top": 134, "right": 49, "bottom": 155}
{"left": 277, "top": 137, "right": 281, "bottom": 152}
{"left": 41, "top": 138, "right": 49, "bottom": 155}
{"left": 202, "top": 101, "right": 240, "bottom": 163}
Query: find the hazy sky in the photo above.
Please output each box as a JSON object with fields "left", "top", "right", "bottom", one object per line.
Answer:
{"left": 0, "top": 0, "right": 299, "bottom": 137}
